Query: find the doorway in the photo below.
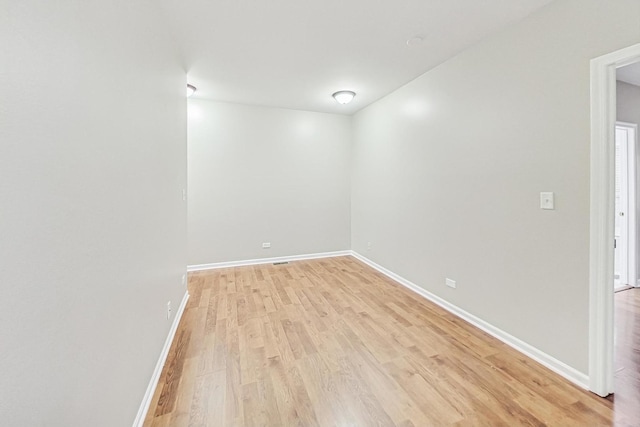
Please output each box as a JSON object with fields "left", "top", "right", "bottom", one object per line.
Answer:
{"left": 589, "top": 43, "right": 640, "bottom": 398}
{"left": 614, "top": 122, "right": 637, "bottom": 291}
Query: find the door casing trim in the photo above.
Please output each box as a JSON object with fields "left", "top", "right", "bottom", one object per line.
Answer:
{"left": 590, "top": 43, "right": 640, "bottom": 397}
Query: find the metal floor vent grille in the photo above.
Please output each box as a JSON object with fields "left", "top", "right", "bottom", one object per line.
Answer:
{"left": 273, "top": 261, "right": 289, "bottom": 265}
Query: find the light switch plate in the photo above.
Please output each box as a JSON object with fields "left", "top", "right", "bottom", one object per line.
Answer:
{"left": 540, "top": 192, "right": 554, "bottom": 210}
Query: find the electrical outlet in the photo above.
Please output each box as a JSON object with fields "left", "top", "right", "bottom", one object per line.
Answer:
{"left": 262, "top": 242, "right": 271, "bottom": 249}
{"left": 167, "top": 301, "right": 172, "bottom": 320}
{"left": 540, "top": 192, "right": 554, "bottom": 210}
{"left": 182, "top": 189, "right": 186, "bottom": 201}
{"left": 182, "top": 274, "right": 186, "bottom": 286}
{"left": 446, "top": 278, "right": 456, "bottom": 289}
{"left": 367, "top": 242, "right": 372, "bottom": 250}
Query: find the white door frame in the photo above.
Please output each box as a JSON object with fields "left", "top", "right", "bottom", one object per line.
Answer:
{"left": 590, "top": 43, "right": 640, "bottom": 397}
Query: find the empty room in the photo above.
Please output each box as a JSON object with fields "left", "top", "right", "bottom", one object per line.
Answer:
{"left": 2, "top": 0, "right": 640, "bottom": 426}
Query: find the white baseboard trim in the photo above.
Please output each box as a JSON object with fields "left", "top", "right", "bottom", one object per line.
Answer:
{"left": 187, "top": 250, "right": 352, "bottom": 272}
{"left": 350, "top": 251, "right": 589, "bottom": 390}
{"left": 132, "top": 290, "right": 190, "bottom": 427}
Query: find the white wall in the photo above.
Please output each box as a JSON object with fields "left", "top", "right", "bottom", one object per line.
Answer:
{"left": 0, "top": 2, "right": 187, "bottom": 426}
{"left": 188, "top": 100, "right": 351, "bottom": 265}
{"left": 351, "top": 0, "right": 640, "bottom": 375}
{"left": 618, "top": 80, "right": 640, "bottom": 126}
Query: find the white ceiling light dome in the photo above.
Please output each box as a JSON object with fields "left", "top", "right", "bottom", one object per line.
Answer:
{"left": 332, "top": 90, "right": 356, "bottom": 105}
{"left": 187, "top": 84, "right": 197, "bottom": 97}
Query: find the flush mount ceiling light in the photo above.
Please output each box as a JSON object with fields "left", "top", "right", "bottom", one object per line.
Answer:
{"left": 332, "top": 90, "right": 356, "bottom": 105}
{"left": 186, "top": 84, "right": 197, "bottom": 97}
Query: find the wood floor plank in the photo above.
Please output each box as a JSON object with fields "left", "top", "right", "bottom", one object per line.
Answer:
{"left": 283, "top": 363, "right": 320, "bottom": 426}
{"left": 265, "top": 355, "right": 299, "bottom": 426}
{"left": 385, "top": 356, "right": 465, "bottom": 425}
{"left": 296, "top": 353, "right": 354, "bottom": 426}
{"left": 187, "top": 373, "right": 212, "bottom": 427}
{"left": 168, "top": 357, "right": 198, "bottom": 427}
{"left": 144, "top": 256, "right": 622, "bottom": 426}
{"left": 205, "top": 369, "right": 226, "bottom": 427}
{"left": 224, "top": 325, "right": 242, "bottom": 423}
{"left": 153, "top": 327, "right": 192, "bottom": 417}
{"left": 613, "top": 288, "right": 640, "bottom": 426}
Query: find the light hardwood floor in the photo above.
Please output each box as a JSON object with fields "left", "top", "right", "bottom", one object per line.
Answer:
{"left": 613, "top": 288, "right": 640, "bottom": 426}
{"left": 144, "top": 256, "right": 615, "bottom": 426}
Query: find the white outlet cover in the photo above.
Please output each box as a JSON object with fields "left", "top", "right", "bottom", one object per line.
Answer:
{"left": 262, "top": 242, "right": 271, "bottom": 248}
{"left": 446, "top": 278, "right": 456, "bottom": 289}
{"left": 540, "top": 192, "right": 554, "bottom": 210}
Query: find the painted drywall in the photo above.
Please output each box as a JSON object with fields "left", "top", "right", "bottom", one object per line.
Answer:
{"left": 618, "top": 80, "right": 640, "bottom": 127}
{"left": 0, "top": 2, "right": 187, "bottom": 426}
{"left": 351, "top": 0, "right": 640, "bottom": 374}
{"left": 617, "top": 80, "right": 640, "bottom": 286}
{"left": 188, "top": 100, "right": 351, "bottom": 265}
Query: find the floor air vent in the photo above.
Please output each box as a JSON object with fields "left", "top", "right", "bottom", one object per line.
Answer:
{"left": 273, "top": 261, "right": 289, "bottom": 265}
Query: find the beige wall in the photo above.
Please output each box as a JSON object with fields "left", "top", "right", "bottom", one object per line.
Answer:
{"left": 0, "top": 2, "right": 187, "bottom": 425}
{"left": 188, "top": 100, "right": 351, "bottom": 265}
{"left": 351, "top": 0, "right": 640, "bottom": 374}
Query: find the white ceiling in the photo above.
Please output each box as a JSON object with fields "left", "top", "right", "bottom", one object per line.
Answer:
{"left": 160, "top": 0, "right": 555, "bottom": 115}
{"left": 618, "top": 62, "right": 640, "bottom": 87}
